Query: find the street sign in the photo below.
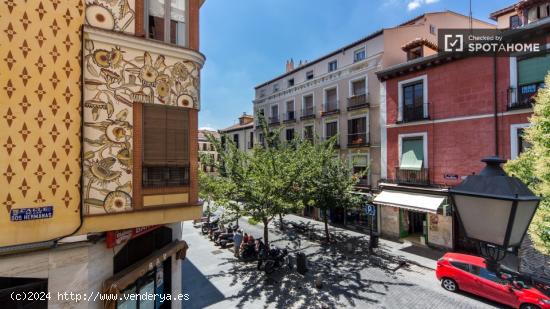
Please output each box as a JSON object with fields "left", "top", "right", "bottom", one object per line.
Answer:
{"left": 363, "top": 204, "right": 376, "bottom": 216}
{"left": 10, "top": 206, "right": 54, "bottom": 221}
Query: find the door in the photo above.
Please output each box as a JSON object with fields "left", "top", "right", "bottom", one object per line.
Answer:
{"left": 470, "top": 266, "right": 519, "bottom": 307}
{"left": 408, "top": 211, "right": 424, "bottom": 234}
{"left": 449, "top": 262, "right": 477, "bottom": 293}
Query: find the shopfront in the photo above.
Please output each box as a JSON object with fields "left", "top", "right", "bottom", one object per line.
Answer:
{"left": 103, "top": 226, "right": 188, "bottom": 309}
{"left": 374, "top": 188, "right": 453, "bottom": 249}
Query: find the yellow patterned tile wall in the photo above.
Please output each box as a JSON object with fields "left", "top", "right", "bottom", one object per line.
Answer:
{"left": 0, "top": 0, "right": 85, "bottom": 246}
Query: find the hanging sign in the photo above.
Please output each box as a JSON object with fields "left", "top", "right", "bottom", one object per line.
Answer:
{"left": 10, "top": 206, "right": 53, "bottom": 221}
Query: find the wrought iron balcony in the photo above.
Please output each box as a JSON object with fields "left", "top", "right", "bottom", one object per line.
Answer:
{"left": 508, "top": 87, "right": 533, "bottom": 110}
{"left": 268, "top": 115, "right": 280, "bottom": 125}
{"left": 301, "top": 107, "right": 315, "bottom": 120}
{"left": 321, "top": 136, "right": 340, "bottom": 148}
{"left": 347, "top": 132, "right": 369, "bottom": 147}
{"left": 395, "top": 167, "right": 430, "bottom": 186}
{"left": 322, "top": 102, "right": 340, "bottom": 116}
{"left": 399, "top": 103, "right": 429, "bottom": 123}
{"left": 356, "top": 177, "right": 369, "bottom": 188}
{"left": 347, "top": 93, "right": 369, "bottom": 111}
{"left": 284, "top": 111, "right": 296, "bottom": 122}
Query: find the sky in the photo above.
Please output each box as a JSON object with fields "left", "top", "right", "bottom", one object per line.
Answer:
{"left": 198, "top": 0, "right": 517, "bottom": 130}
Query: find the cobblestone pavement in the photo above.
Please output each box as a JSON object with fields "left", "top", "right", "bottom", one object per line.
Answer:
{"left": 181, "top": 216, "right": 506, "bottom": 309}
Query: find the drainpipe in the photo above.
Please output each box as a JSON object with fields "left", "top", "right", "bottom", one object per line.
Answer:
{"left": 493, "top": 55, "right": 499, "bottom": 157}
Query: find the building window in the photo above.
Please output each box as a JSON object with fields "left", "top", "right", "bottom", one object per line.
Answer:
{"left": 325, "top": 121, "right": 338, "bottom": 139}
{"left": 270, "top": 105, "right": 279, "bottom": 123}
{"left": 517, "top": 53, "right": 550, "bottom": 106}
{"left": 233, "top": 133, "right": 239, "bottom": 148}
{"left": 202, "top": 143, "right": 207, "bottom": 151}
{"left": 259, "top": 133, "right": 265, "bottom": 145}
{"left": 306, "top": 70, "right": 314, "bottom": 80}
{"left": 259, "top": 89, "right": 266, "bottom": 98}
{"left": 285, "top": 128, "right": 295, "bottom": 141}
{"left": 328, "top": 60, "right": 337, "bottom": 72}
{"left": 303, "top": 94, "right": 314, "bottom": 117}
{"left": 273, "top": 83, "right": 279, "bottom": 93}
{"left": 304, "top": 125, "right": 314, "bottom": 142}
{"left": 352, "top": 155, "right": 369, "bottom": 186}
{"left": 511, "top": 124, "right": 531, "bottom": 159}
{"left": 429, "top": 24, "right": 436, "bottom": 35}
{"left": 147, "top": 0, "right": 188, "bottom": 46}
{"left": 348, "top": 116, "right": 367, "bottom": 146}
{"left": 324, "top": 87, "right": 338, "bottom": 112}
{"left": 249, "top": 131, "right": 254, "bottom": 148}
{"left": 286, "top": 100, "right": 295, "bottom": 121}
{"left": 142, "top": 104, "right": 189, "bottom": 187}
{"left": 351, "top": 78, "right": 366, "bottom": 96}
{"left": 354, "top": 48, "right": 366, "bottom": 62}
{"left": 287, "top": 78, "right": 294, "bottom": 87}
{"left": 400, "top": 78, "right": 427, "bottom": 122}
{"left": 510, "top": 15, "right": 522, "bottom": 28}
{"left": 210, "top": 144, "right": 215, "bottom": 151}
{"left": 400, "top": 137, "right": 424, "bottom": 170}
{"left": 407, "top": 46, "right": 423, "bottom": 61}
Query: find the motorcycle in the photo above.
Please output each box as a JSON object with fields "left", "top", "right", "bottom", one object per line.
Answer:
{"left": 240, "top": 241, "right": 258, "bottom": 261}
{"left": 201, "top": 217, "right": 219, "bottom": 235}
{"left": 256, "top": 240, "right": 292, "bottom": 274}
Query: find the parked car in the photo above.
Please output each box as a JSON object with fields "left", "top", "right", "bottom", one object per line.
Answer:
{"left": 436, "top": 252, "right": 550, "bottom": 309}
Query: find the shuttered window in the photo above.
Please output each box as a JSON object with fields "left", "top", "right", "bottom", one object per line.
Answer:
{"left": 143, "top": 104, "right": 190, "bottom": 187}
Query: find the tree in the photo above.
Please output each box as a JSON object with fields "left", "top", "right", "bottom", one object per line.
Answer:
{"left": 299, "top": 137, "right": 365, "bottom": 242}
{"left": 198, "top": 169, "right": 232, "bottom": 222}
{"left": 203, "top": 117, "right": 308, "bottom": 246}
{"left": 505, "top": 74, "right": 550, "bottom": 254}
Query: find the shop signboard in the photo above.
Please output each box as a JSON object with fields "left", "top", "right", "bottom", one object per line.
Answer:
{"left": 106, "top": 225, "right": 160, "bottom": 248}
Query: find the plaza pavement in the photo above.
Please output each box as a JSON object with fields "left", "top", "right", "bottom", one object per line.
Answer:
{"left": 181, "top": 214, "right": 505, "bottom": 309}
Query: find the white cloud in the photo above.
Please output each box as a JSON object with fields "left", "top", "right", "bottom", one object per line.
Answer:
{"left": 407, "top": 0, "right": 440, "bottom": 11}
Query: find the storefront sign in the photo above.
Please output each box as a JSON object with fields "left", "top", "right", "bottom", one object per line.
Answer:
{"left": 10, "top": 206, "right": 53, "bottom": 221}
{"left": 106, "top": 225, "right": 160, "bottom": 248}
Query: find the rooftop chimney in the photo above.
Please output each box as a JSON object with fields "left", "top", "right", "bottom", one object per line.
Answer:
{"left": 285, "top": 58, "right": 295, "bottom": 72}
{"left": 239, "top": 112, "right": 254, "bottom": 125}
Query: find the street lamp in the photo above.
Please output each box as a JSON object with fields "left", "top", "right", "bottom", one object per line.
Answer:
{"left": 449, "top": 156, "right": 540, "bottom": 273}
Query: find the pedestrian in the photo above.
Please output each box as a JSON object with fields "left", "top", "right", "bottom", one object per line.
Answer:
{"left": 241, "top": 233, "right": 249, "bottom": 250}
{"left": 233, "top": 230, "right": 243, "bottom": 258}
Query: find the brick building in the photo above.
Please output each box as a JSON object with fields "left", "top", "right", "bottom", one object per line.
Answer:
{"left": 374, "top": 8, "right": 549, "bottom": 252}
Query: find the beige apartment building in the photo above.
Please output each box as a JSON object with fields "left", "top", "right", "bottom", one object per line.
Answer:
{"left": 199, "top": 129, "right": 220, "bottom": 174}
{"left": 219, "top": 113, "right": 256, "bottom": 152}
{"left": 252, "top": 11, "right": 494, "bottom": 201}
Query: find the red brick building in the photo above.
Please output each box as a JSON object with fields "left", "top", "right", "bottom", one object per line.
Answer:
{"left": 374, "top": 15, "right": 549, "bottom": 252}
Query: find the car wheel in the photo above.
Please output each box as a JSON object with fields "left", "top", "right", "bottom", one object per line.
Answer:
{"left": 520, "top": 304, "right": 540, "bottom": 309}
{"left": 441, "top": 278, "right": 458, "bottom": 292}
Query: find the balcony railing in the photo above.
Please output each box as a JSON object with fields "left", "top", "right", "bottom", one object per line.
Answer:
{"left": 347, "top": 132, "right": 369, "bottom": 147}
{"left": 301, "top": 107, "right": 315, "bottom": 120}
{"left": 322, "top": 102, "right": 339, "bottom": 116}
{"left": 508, "top": 87, "right": 533, "bottom": 110}
{"left": 356, "top": 177, "right": 369, "bottom": 187}
{"left": 395, "top": 167, "right": 430, "bottom": 186}
{"left": 284, "top": 111, "right": 296, "bottom": 122}
{"left": 268, "top": 115, "right": 280, "bottom": 125}
{"left": 347, "top": 93, "right": 369, "bottom": 110}
{"left": 399, "top": 103, "right": 429, "bottom": 123}
{"left": 321, "top": 136, "right": 340, "bottom": 148}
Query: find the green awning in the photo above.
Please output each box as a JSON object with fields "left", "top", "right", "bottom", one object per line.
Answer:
{"left": 518, "top": 53, "right": 550, "bottom": 85}
{"left": 400, "top": 138, "right": 423, "bottom": 171}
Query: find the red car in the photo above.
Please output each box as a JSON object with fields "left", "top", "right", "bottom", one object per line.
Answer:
{"left": 436, "top": 253, "right": 550, "bottom": 309}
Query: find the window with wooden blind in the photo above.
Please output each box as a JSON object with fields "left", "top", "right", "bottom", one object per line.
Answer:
{"left": 142, "top": 104, "right": 190, "bottom": 187}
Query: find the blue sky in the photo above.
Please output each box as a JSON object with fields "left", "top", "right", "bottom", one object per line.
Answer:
{"left": 198, "top": 0, "right": 516, "bottom": 130}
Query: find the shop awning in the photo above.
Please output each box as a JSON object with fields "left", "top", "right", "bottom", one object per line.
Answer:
{"left": 102, "top": 240, "right": 188, "bottom": 309}
{"left": 373, "top": 190, "right": 445, "bottom": 213}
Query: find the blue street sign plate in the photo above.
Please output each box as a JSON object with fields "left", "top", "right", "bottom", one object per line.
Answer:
{"left": 10, "top": 206, "right": 54, "bottom": 221}
{"left": 363, "top": 204, "right": 376, "bottom": 216}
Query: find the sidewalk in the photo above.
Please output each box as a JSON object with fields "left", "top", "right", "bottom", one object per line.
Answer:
{"left": 280, "top": 214, "right": 443, "bottom": 270}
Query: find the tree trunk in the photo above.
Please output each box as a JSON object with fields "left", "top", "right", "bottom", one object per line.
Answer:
{"left": 206, "top": 199, "right": 211, "bottom": 223}
{"left": 263, "top": 217, "right": 269, "bottom": 247}
{"left": 279, "top": 213, "right": 285, "bottom": 230}
{"left": 323, "top": 209, "right": 330, "bottom": 242}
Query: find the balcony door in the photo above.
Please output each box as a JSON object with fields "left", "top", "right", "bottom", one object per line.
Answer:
{"left": 348, "top": 117, "right": 367, "bottom": 146}
{"left": 351, "top": 79, "right": 366, "bottom": 96}
{"left": 402, "top": 81, "right": 424, "bottom": 122}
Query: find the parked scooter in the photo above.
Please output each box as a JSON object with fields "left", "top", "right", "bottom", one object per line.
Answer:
{"left": 240, "top": 240, "right": 258, "bottom": 261}
{"left": 255, "top": 239, "right": 291, "bottom": 274}
{"left": 201, "top": 217, "right": 219, "bottom": 235}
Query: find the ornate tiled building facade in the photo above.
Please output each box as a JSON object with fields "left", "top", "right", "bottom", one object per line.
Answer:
{"left": 0, "top": 0, "right": 84, "bottom": 246}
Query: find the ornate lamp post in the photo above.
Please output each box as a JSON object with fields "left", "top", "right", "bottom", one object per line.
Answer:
{"left": 449, "top": 157, "right": 540, "bottom": 273}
